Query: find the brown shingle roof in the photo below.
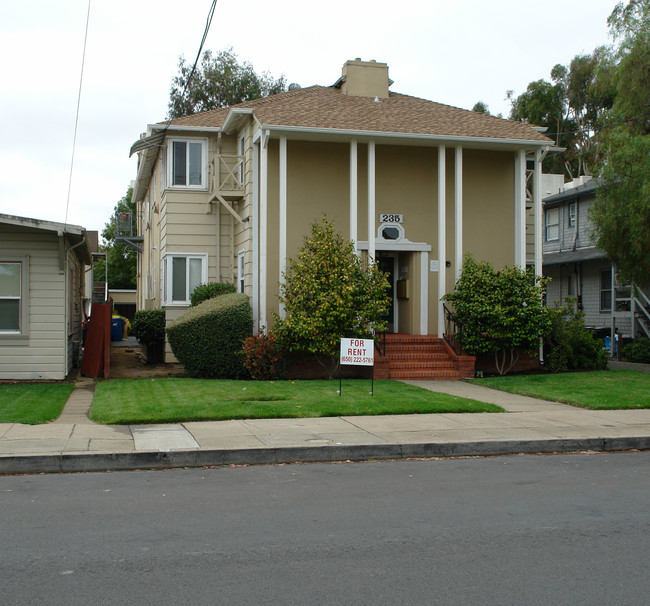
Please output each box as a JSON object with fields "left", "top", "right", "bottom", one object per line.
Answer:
{"left": 165, "top": 86, "right": 551, "bottom": 143}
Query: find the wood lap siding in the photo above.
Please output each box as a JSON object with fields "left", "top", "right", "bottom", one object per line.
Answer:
{"left": 0, "top": 226, "right": 66, "bottom": 380}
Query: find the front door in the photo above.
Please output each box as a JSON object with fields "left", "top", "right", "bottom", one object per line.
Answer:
{"left": 377, "top": 256, "right": 396, "bottom": 333}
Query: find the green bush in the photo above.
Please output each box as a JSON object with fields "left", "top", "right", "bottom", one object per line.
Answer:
{"left": 166, "top": 293, "right": 252, "bottom": 378}
{"left": 544, "top": 299, "right": 608, "bottom": 372}
{"left": 190, "top": 282, "right": 236, "bottom": 307}
{"left": 443, "top": 254, "right": 550, "bottom": 375}
{"left": 623, "top": 338, "right": 650, "bottom": 363}
{"left": 131, "top": 309, "right": 166, "bottom": 348}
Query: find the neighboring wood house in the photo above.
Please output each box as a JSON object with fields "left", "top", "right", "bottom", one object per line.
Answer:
{"left": 542, "top": 177, "right": 650, "bottom": 343}
{"left": 130, "top": 59, "right": 556, "bottom": 376}
{"left": 0, "top": 214, "right": 92, "bottom": 380}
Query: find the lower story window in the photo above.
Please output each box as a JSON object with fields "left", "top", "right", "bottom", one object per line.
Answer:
{"left": 163, "top": 253, "right": 207, "bottom": 305}
{"left": 600, "top": 269, "right": 612, "bottom": 311}
{"left": 0, "top": 257, "right": 29, "bottom": 334}
{"left": 237, "top": 250, "right": 245, "bottom": 293}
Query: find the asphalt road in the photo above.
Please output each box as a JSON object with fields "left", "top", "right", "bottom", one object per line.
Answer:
{"left": 2, "top": 452, "right": 649, "bottom": 605}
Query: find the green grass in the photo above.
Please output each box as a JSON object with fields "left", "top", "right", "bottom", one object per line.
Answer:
{"left": 90, "top": 378, "right": 502, "bottom": 424}
{"left": 0, "top": 383, "right": 75, "bottom": 424}
{"left": 471, "top": 369, "right": 650, "bottom": 410}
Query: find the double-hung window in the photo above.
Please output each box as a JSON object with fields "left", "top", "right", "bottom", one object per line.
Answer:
{"left": 163, "top": 253, "right": 207, "bottom": 305}
{"left": 545, "top": 208, "right": 559, "bottom": 241}
{"left": 0, "top": 257, "right": 29, "bottom": 335}
{"left": 600, "top": 269, "right": 612, "bottom": 312}
{"left": 568, "top": 202, "right": 576, "bottom": 227}
{"left": 168, "top": 139, "right": 207, "bottom": 189}
{"left": 237, "top": 250, "right": 245, "bottom": 293}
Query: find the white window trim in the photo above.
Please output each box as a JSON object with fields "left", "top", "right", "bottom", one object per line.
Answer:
{"left": 0, "top": 255, "right": 30, "bottom": 337}
{"left": 237, "top": 249, "right": 245, "bottom": 293}
{"left": 238, "top": 133, "right": 246, "bottom": 186}
{"left": 545, "top": 208, "right": 559, "bottom": 241}
{"left": 166, "top": 138, "right": 208, "bottom": 191}
{"left": 568, "top": 202, "right": 576, "bottom": 227}
{"left": 162, "top": 252, "right": 208, "bottom": 306}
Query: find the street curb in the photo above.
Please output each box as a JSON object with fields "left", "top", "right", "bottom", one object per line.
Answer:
{"left": 1, "top": 436, "right": 649, "bottom": 474}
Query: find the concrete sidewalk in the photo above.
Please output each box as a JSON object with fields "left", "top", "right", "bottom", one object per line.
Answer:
{"left": 1, "top": 379, "right": 649, "bottom": 474}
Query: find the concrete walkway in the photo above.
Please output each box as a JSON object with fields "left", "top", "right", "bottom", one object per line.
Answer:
{"left": 1, "top": 376, "right": 649, "bottom": 474}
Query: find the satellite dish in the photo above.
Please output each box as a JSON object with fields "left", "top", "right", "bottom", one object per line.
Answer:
{"left": 288, "top": 83, "right": 301, "bottom": 91}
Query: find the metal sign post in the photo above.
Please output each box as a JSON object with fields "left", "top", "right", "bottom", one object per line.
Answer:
{"left": 339, "top": 338, "right": 375, "bottom": 396}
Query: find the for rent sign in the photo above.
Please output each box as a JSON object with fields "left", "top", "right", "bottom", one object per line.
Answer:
{"left": 340, "top": 338, "right": 374, "bottom": 366}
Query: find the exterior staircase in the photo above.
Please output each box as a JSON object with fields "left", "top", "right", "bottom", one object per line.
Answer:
{"left": 374, "top": 334, "right": 475, "bottom": 380}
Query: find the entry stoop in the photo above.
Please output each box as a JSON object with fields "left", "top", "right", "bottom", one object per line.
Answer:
{"left": 374, "top": 334, "right": 475, "bottom": 380}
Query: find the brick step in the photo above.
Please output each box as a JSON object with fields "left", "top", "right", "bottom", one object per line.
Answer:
{"left": 383, "top": 352, "right": 451, "bottom": 361}
{"left": 388, "top": 360, "right": 456, "bottom": 370}
{"left": 389, "top": 369, "right": 463, "bottom": 380}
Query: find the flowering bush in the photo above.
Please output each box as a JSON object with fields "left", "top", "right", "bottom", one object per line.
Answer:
{"left": 242, "top": 333, "right": 281, "bottom": 380}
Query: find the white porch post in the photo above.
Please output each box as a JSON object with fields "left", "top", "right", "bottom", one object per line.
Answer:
{"left": 420, "top": 251, "right": 429, "bottom": 335}
{"left": 279, "top": 136, "right": 287, "bottom": 319}
{"left": 350, "top": 140, "right": 358, "bottom": 252}
{"left": 259, "top": 131, "right": 269, "bottom": 331}
{"left": 367, "top": 141, "right": 376, "bottom": 263}
{"left": 514, "top": 149, "right": 526, "bottom": 269}
{"left": 534, "top": 148, "right": 543, "bottom": 276}
{"left": 252, "top": 136, "right": 260, "bottom": 332}
{"left": 454, "top": 145, "right": 463, "bottom": 282}
{"left": 438, "top": 145, "right": 446, "bottom": 337}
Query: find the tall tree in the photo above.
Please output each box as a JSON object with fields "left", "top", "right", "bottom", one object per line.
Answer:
{"left": 591, "top": 0, "right": 650, "bottom": 285}
{"left": 95, "top": 187, "right": 137, "bottom": 290}
{"left": 168, "top": 47, "right": 287, "bottom": 118}
{"left": 507, "top": 50, "right": 615, "bottom": 178}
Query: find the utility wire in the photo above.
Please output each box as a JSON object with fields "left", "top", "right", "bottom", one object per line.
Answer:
{"left": 64, "top": 0, "right": 91, "bottom": 229}
{"left": 160, "top": 0, "right": 218, "bottom": 136}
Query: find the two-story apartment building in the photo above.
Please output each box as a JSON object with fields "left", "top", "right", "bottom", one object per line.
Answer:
{"left": 130, "top": 59, "right": 556, "bottom": 368}
{"left": 543, "top": 176, "right": 650, "bottom": 343}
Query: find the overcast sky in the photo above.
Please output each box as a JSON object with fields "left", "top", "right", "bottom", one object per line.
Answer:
{"left": 1, "top": 0, "right": 617, "bottom": 236}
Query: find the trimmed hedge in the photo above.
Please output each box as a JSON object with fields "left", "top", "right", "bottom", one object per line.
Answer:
{"left": 166, "top": 293, "right": 252, "bottom": 378}
{"left": 190, "top": 282, "right": 236, "bottom": 307}
{"left": 623, "top": 338, "right": 650, "bottom": 363}
{"left": 131, "top": 309, "right": 166, "bottom": 348}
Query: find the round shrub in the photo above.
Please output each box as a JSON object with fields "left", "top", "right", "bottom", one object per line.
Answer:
{"left": 166, "top": 293, "right": 252, "bottom": 378}
{"left": 190, "top": 282, "right": 236, "bottom": 307}
{"left": 131, "top": 309, "right": 166, "bottom": 348}
{"left": 623, "top": 338, "right": 650, "bottom": 363}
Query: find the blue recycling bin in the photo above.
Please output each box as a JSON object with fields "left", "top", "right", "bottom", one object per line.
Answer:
{"left": 111, "top": 317, "right": 124, "bottom": 341}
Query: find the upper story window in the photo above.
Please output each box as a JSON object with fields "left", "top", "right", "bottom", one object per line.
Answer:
{"left": 0, "top": 257, "right": 29, "bottom": 335}
{"left": 162, "top": 253, "right": 207, "bottom": 306}
{"left": 167, "top": 139, "right": 207, "bottom": 189}
{"left": 568, "top": 202, "right": 576, "bottom": 227}
{"left": 545, "top": 208, "right": 559, "bottom": 241}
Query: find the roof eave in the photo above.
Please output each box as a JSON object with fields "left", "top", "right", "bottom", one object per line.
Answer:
{"left": 259, "top": 124, "right": 554, "bottom": 149}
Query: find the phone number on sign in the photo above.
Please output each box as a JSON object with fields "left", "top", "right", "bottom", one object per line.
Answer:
{"left": 341, "top": 356, "right": 374, "bottom": 365}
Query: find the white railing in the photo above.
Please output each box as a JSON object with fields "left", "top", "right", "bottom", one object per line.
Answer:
{"left": 209, "top": 154, "right": 244, "bottom": 195}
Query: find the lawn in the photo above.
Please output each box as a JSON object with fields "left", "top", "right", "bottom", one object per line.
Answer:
{"left": 0, "top": 383, "right": 75, "bottom": 424}
{"left": 90, "top": 378, "right": 502, "bottom": 424}
{"left": 471, "top": 369, "right": 650, "bottom": 410}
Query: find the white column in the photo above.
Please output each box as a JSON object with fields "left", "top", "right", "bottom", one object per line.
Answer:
{"left": 454, "top": 145, "right": 463, "bottom": 282}
{"left": 367, "top": 141, "right": 375, "bottom": 263}
{"left": 259, "top": 132, "right": 268, "bottom": 331}
{"left": 279, "top": 136, "right": 287, "bottom": 319}
{"left": 534, "top": 148, "right": 543, "bottom": 277}
{"left": 420, "top": 251, "right": 429, "bottom": 335}
{"left": 438, "top": 145, "right": 446, "bottom": 337}
{"left": 514, "top": 149, "right": 526, "bottom": 269}
{"left": 252, "top": 137, "right": 259, "bottom": 332}
{"left": 350, "top": 140, "right": 358, "bottom": 252}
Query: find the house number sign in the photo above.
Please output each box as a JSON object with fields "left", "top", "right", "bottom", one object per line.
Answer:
{"left": 379, "top": 213, "right": 403, "bottom": 223}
